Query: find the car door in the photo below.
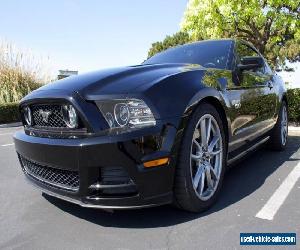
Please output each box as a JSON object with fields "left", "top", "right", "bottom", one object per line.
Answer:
{"left": 227, "top": 41, "right": 277, "bottom": 156}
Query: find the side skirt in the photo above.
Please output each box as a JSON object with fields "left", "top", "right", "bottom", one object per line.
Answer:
{"left": 227, "top": 136, "right": 270, "bottom": 167}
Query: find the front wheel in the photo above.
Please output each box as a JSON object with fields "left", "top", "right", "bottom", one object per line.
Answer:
{"left": 173, "top": 103, "right": 226, "bottom": 212}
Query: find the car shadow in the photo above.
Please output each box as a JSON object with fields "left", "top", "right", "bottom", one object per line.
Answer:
{"left": 44, "top": 135, "right": 300, "bottom": 228}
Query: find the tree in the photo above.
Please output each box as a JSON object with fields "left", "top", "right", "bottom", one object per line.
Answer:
{"left": 147, "top": 31, "right": 191, "bottom": 58}
{"left": 181, "top": 0, "right": 300, "bottom": 70}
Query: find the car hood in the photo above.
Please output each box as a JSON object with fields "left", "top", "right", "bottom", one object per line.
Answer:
{"left": 36, "top": 63, "right": 204, "bottom": 100}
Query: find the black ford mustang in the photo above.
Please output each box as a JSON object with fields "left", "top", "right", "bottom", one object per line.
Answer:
{"left": 14, "top": 39, "right": 288, "bottom": 212}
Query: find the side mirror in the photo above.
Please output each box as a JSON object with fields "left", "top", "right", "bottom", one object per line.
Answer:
{"left": 237, "top": 56, "right": 264, "bottom": 71}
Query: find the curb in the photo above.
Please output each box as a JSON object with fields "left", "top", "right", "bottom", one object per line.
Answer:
{"left": 0, "top": 122, "right": 22, "bottom": 128}
{"left": 288, "top": 126, "right": 300, "bottom": 132}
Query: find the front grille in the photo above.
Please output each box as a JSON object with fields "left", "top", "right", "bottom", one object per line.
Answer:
{"left": 18, "top": 155, "right": 79, "bottom": 191}
{"left": 31, "top": 104, "right": 67, "bottom": 128}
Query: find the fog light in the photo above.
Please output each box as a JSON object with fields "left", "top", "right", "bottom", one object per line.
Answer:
{"left": 62, "top": 105, "right": 78, "bottom": 128}
{"left": 23, "top": 107, "right": 32, "bottom": 126}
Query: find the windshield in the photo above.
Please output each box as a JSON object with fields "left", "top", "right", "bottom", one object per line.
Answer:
{"left": 143, "top": 40, "right": 232, "bottom": 69}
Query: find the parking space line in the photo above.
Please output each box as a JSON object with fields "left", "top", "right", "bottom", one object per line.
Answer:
{"left": 256, "top": 160, "right": 300, "bottom": 220}
{"left": 0, "top": 143, "right": 14, "bottom": 147}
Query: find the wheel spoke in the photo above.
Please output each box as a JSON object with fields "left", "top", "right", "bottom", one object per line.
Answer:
{"left": 208, "top": 163, "right": 218, "bottom": 180}
{"left": 283, "top": 129, "right": 287, "bottom": 138}
{"left": 193, "top": 139, "right": 201, "bottom": 152}
{"left": 200, "top": 119, "right": 207, "bottom": 147}
{"left": 281, "top": 106, "right": 288, "bottom": 145}
{"left": 205, "top": 164, "right": 214, "bottom": 189}
{"left": 211, "top": 149, "right": 222, "bottom": 156}
{"left": 206, "top": 117, "right": 212, "bottom": 145}
{"left": 193, "top": 164, "right": 205, "bottom": 188}
{"left": 191, "top": 153, "right": 200, "bottom": 161}
{"left": 208, "top": 136, "right": 220, "bottom": 153}
{"left": 198, "top": 172, "right": 205, "bottom": 195}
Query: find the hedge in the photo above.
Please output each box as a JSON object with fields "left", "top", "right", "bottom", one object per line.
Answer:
{"left": 0, "top": 102, "right": 20, "bottom": 124}
{"left": 287, "top": 88, "right": 300, "bottom": 124}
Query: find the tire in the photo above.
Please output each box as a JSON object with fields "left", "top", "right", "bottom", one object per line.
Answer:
{"left": 269, "top": 101, "right": 288, "bottom": 151}
{"left": 173, "top": 103, "right": 226, "bottom": 212}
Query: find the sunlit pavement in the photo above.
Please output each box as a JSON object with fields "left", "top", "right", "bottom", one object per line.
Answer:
{"left": 0, "top": 126, "right": 299, "bottom": 250}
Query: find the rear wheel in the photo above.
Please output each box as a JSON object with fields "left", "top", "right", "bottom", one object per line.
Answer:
{"left": 174, "top": 103, "right": 226, "bottom": 212}
{"left": 269, "top": 101, "right": 288, "bottom": 151}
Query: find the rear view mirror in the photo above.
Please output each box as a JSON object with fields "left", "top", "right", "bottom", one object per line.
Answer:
{"left": 238, "top": 56, "right": 264, "bottom": 71}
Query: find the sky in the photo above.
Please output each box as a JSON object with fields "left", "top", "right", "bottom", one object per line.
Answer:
{"left": 0, "top": 0, "right": 187, "bottom": 73}
{"left": 0, "top": 0, "right": 298, "bottom": 87}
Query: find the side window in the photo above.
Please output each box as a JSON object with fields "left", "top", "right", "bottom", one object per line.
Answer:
{"left": 236, "top": 43, "right": 265, "bottom": 74}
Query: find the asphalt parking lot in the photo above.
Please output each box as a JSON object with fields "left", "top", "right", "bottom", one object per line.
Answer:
{"left": 0, "top": 125, "right": 299, "bottom": 250}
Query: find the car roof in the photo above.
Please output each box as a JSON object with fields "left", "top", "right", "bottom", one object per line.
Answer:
{"left": 184, "top": 38, "right": 255, "bottom": 46}
{"left": 185, "top": 38, "right": 234, "bottom": 46}
{"left": 185, "top": 38, "right": 258, "bottom": 54}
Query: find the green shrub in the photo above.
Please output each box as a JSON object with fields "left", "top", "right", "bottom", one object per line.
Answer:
{"left": 287, "top": 88, "right": 300, "bottom": 124}
{"left": 0, "top": 102, "right": 20, "bottom": 124}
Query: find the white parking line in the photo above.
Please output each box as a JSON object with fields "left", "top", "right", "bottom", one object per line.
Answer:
{"left": 256, "top": 160, "right": 300, "bottom": 220}
{"left": 0, "top": 143, "right": 14, "bottom": 147}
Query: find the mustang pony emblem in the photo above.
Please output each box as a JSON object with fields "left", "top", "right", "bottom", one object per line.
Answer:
{"left": 38, "top": 109, "right": 52, "bottom": 123}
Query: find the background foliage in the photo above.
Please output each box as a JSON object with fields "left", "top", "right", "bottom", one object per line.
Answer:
{"left": 0, "top": 102, "right": 19, "bottom": 124}
{"left": 0, "top": 41, "right": 50, "bottom": 104}
{"left": 287, "top": 88, "right": 300, "bottom": 123}
{"left": 147, "top": 31, "right": 190, "bottom": 58}
{"left": 181, "top": 0, "right": 300, "bottom": 70}
{"left": 0, "top": 41, "right": 52, "bottom": 123}
{"left": 149, "top": 0, "right": 300, "bottom": 70}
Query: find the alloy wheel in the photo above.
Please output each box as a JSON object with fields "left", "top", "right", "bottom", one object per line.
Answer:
{"left": 190, "top": 114, "right": 223, "bottom": 201}
{"left": 281, "top": 105, "right": 288, "bottom": 146}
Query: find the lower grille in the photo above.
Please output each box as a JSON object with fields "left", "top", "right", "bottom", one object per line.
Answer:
{"left": 18, "top": 155, "right": 79, "bottom": 192}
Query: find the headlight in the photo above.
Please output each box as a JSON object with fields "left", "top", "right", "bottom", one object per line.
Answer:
{"left": 96, "top": 99, "right": 156, "bottom": 129}
{"left": 62, "top": 105, "right": 78, "bottom": 128}
{"left": 23, "top": 106, "right": 32, "bottom": 126}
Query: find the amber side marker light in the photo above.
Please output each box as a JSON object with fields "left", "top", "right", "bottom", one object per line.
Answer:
{"left": 143, "top": 157, "right": 169, "bottom": 168}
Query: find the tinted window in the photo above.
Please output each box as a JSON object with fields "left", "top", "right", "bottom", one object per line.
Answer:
{"left": 143, "top": 41, "right": 232, "bottom": 69}
{"left": 236, "top": 43, "right": 259, "bottom": 58}
{"left": 236, "top": 43, "right": 265, "bottom": 73}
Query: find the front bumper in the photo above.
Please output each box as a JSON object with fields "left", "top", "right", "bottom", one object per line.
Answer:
{"left": 14, "top": 124, "right": 178, "bottom": 209}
